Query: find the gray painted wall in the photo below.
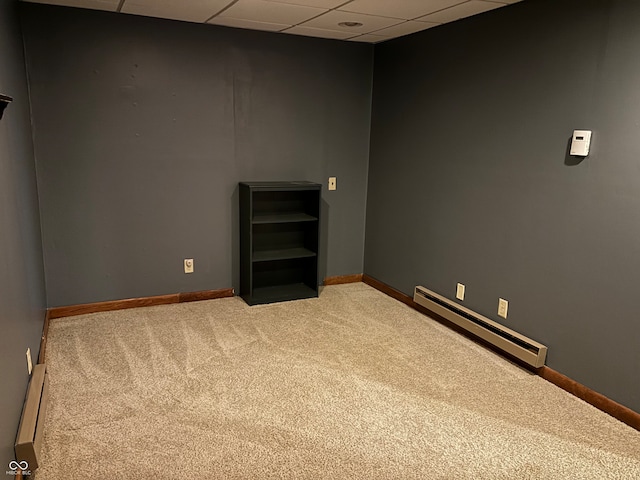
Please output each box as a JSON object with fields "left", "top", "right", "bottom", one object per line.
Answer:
{"left": 21, "top": 4, "right": 372, "bottom": 307}
{"left": 16, "top": 0, "right": 640, "bottom": 422}
{"left": 365, "top": 0, "right": 640, "bottom": 413}
{"left": 0, "top": 0, "right": 46, "bottom": 470}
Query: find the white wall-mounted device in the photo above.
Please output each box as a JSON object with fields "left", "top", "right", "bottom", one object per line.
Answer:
{"left": 570, "top": 130, "right": 592, "bottom": 156}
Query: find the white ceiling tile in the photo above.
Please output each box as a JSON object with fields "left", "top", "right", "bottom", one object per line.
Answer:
{"left": 208, "top": 16, "right": 288, "bottom": 32}
{"left": 300, "top": 10, "right": 403, "bottom": 35}
{"left": 263, "top": 0, "right": 346, "bottom": 8}
{"left": 417, "top": 0, "right": 504, "bottom": 24}
{"left": 24, "top": 0, "right": 522, "bottom": 43}
{"left": 339, "top": 0, "right": 466, "bottom": 20}
{"left": 347, "top": 33, "right": 389, "bottom": 43}
{"left": 218, "top": 0, "right": 327, "bottom": 25}
{"left": 122, "top": 0, "right": 231, "bottom": 23}
{"left": 22, "top": 0, "right": 119, "bottom": 11}
{"left": 370, "top": 20, "right": 439, "bottom": 37}
{"left": 283, "top": 26, "right": 356, "bottom": 39}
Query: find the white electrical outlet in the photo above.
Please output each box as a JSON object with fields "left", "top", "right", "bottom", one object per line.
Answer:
{"left": 184, "top": 258, "right": 194, "bottom": 274}
{"left": 328, "top": 177, "right": 337, "bottom": 191}
{"left": 456, "top": 283, "right": 465, "bottom": 301}
{"left": 498, "top": 298, "right": 509, "bottom": 319}
{"left": 26, "top": 348, "right": 32, "bottom": 375}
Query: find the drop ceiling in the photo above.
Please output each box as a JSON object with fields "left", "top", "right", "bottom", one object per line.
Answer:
{"left": 22, "top": 0, "right": 523, "bottom": 43}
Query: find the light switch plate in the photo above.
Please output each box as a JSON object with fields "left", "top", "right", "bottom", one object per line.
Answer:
{"left": 328, "top": 177, "right": 336, "bottom": 191}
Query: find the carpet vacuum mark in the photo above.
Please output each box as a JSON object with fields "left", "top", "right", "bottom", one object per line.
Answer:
{"left": 36, "top": 283, "right": 640, "bottom": 479}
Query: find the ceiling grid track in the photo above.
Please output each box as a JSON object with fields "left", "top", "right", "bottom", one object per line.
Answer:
{"left": 22, "top": 0, "right": 523, "bottom": 43}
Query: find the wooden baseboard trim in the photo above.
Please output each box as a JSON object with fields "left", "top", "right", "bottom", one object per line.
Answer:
{"left": 178, "top": 288, "right": 234, "bottom": 303}
{"left": 362, "top": 274, "right": 415, "bottom": 307}
{"left": 324, "top": 274, "right": 364, "bottom": 285}
{"left": 538, "top": 366, "right": 640, "bottom": 431}
{"left": 362, "top": 274, "right": 640, "bottom": 432}
{"left": 38, "top": 310, "right": 50, "bottom": 364}
{"left": 48, "top": 288, "right": 235, "bottom": 319}
{"left": 48, "top": 293, "right": 179, "bottom": 319}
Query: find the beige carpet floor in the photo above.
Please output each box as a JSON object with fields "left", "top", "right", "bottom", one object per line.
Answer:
{"left": 36, "top": 283, "right": 640, "bottom": 479}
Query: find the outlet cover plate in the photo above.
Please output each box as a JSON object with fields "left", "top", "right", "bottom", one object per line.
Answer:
{"left": 456, "top": 283, "right": 465, "bottom": 301}
{"left": 184, "top": 258, "right": 194, "bottom": 274}
{"left": 26, "top": 348, "right": 32, "bottom": 375}
{"left": 498, "top": 298, "right": 509, "bottom": 319}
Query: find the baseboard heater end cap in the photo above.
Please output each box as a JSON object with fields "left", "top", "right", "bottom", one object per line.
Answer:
{"left": 15, "top": 363, "right": 49, "bottom": 471}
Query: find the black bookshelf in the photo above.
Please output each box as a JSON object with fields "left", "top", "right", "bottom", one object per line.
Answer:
{"left": 240, "top": 181, "right": 321, "bottom": 305}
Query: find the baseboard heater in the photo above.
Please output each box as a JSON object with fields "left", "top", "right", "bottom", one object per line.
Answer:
{"left": 15, "top": 363, "right": 49, "bottom": 471}
{"left": 414, "top": 286, "right": 547, "bottom": 368}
